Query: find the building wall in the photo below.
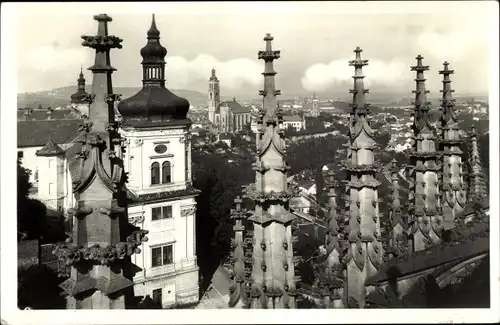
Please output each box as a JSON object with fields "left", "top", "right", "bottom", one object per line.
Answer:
{"left": 129, "top": 195, "right": 198, "bottom": 308}
{"left": 281, "top": 120, "right": 304, "bottom": 132}
{"left": 121, "top": 125, "right": 199, "bottom": 307}
{"left": 18, "top": 146, "right": 43, "bottom": 183}
{"left": 36, "top": 155, "right": 66, "bottom": 212}
{"left": 122, "top": 127, "right": 191, "bottom": 194}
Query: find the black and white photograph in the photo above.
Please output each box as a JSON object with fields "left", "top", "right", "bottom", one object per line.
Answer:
{"left": 1, "top": 1, "right": 498, "bottom": 324}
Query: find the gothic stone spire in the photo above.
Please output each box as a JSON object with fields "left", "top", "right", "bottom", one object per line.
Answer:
{"left": 468, "top": 126, "right": 488, "bottom": 207}
{"left": 55, "top": 14, "right": 147, "bottom": 309}
{"left": 407, "top": 55, "right": 443, "bottom": 251}
{"left": 438, "top": 61, "right": 466, "bottom": 228}
{"left": 241, "top": 33, "right": 298, "bottom": 309}
{"left": 342, "top": 47, "right": 383, "bottom": 308}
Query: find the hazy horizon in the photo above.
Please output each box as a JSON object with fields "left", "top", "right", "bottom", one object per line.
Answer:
{"left": 12, "top": 2, "right": 497, "bottom": 98}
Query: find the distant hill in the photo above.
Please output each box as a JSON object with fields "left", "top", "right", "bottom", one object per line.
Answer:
{"left": 18, "top": 85, "right": 208, "bottom": 109}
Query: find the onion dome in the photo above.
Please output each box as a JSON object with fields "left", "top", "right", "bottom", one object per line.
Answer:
{"left": 70, "top": 67, "right": 89, "bottom": 104}
{"left": 118, "top": 14, "right": 190, "bottom": 127}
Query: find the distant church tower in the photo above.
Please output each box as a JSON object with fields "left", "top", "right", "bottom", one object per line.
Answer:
{"left": 70, "top": 67, "right": 90, "bottom": 116}
{"left": 208, "top": 68, "right": 220, "bottom": 124}
{"left": 312, "top": 92, "right": 320, "bottom": 117}
{"left": 118, "top": 14, "right": 201, "bottom": 308}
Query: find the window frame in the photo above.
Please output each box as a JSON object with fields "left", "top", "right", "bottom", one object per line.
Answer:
{"left": 151, "top": 205, "right": 173, "bottom": 221}
{"left": 150, "top": 158, "right": 173, "bottom": 186}
{"left": 151, "top": 243, "right": 174, "bottom": 268}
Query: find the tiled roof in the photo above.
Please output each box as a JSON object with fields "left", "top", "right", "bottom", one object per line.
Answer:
{"left": 216, "top": 100, "right": 251, "bottom": 114}
{"left": 18, "top": 119, "right": 82, "bottom": 148}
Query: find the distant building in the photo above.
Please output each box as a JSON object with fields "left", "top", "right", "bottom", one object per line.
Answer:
{"left": 207, "top": 69, "right": 251, "bottom": 133}
{"left": 280, "top": 115, "right": 305, "bottom": 132}
{"left": 17, "top": 119, "right": 81, "bottom": 184}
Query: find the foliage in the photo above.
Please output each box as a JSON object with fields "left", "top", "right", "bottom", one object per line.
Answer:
{"left": 17, "top": 159, "right": 32, "bottom": 206}
{"left": 18, "top": 265, "right": 66, "bottom": 309}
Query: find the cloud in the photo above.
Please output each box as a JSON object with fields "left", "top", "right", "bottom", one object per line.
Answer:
{"left": 166, "top": 54, "right": 262, "bottom": 89}
{"left": 26, "top": 45, "right": 90, "bottom": 73}
{"left": 301, "top": 58, "right": 407, "bottom": 92}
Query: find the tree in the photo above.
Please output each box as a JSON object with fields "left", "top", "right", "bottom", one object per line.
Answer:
{"left": 18, "top": 265, "right": 66, "bottom": 309}
{"left": 18, "top": 159, "right": 31, "bottom": 206}
{"left": 17, "top": 159, "right": 46, "bottom": 240}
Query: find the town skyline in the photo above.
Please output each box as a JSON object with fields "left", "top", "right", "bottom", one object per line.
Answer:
{"left": 14, "top": 2, "right": 495, "bottom": 97}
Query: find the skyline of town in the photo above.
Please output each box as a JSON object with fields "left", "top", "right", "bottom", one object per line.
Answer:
{"left": 12, "top": 2, "right": 495, "bottom": 97}
{"left": 2, "top": 2, "right": 499, "bottom": 323}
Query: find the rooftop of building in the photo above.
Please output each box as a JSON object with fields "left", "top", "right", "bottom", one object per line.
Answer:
{"left": 17, "top": 119, "right": 82, "bottom": 148}
{"left": 282, "top": 115, "right": 302, "bottom": 122}
{"left": 216, "top": 98, "right": 251, "bottom": 114}
{"left": 17, "top": 108, "right": 81, "bottom": 121}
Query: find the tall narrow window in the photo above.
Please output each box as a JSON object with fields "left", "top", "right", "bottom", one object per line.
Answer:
{"left": 151, "top": 244, "right": 174, "bottom": 267}
{"left": 162, "top": 245, "right": 173, "bottom": 265}
{"left": 151, "top": 162, "right": 160, "bottom": 185}
{"left": 152, "top": 207, "right": 162, "bottom": 221}
{"left": 162, "top": 161, "right": 172, "bottom": 184}
{"left": 162, "top": 206, "right": 173, "bottom": 219}
{"left": 151, "top": 247, "right": 162, "bottom": 267}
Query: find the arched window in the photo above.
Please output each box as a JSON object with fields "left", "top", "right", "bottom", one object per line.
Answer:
{"left": 151, "top": 162, "right": 160, "bottom": 185}
{"left": 162, "top": 161, "right": 172, "bottom": 184}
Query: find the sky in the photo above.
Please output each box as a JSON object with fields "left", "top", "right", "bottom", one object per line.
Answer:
{"left": 10, "top": 1, "right": 498, "bottom": 97}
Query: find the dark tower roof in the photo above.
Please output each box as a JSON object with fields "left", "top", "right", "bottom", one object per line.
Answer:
{"left": 209, "top": 67, "right": 218, "bottom": 81}
{"left": 70, "top": 67, "right": 89, "bottom": 104}
{"left": 118, "top": 14, "right": 190, "bottom": 128}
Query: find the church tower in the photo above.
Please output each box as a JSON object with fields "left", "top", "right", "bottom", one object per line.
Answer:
{"left": 54, "top": 13, "right": 148, "bottom": 309}
{"left": 208, "top": 68, "right": 220, "bottom": 124}
{"left": 117, "top": 14, "right": 200, "bottom": 308}
{"left": 70, "top": 67, "right": 90, "bottom": 116}
{"left": 233, "top": 33, "right": 299, "bottom": 309}
{"left": 406, "top": 55, "right": 443, "bottom": 252}
{"left": 312, "top": 92, "right": 320, "bottom": 117}
{"left": 342, "top": 47, "right": 384, "bottom": 308}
